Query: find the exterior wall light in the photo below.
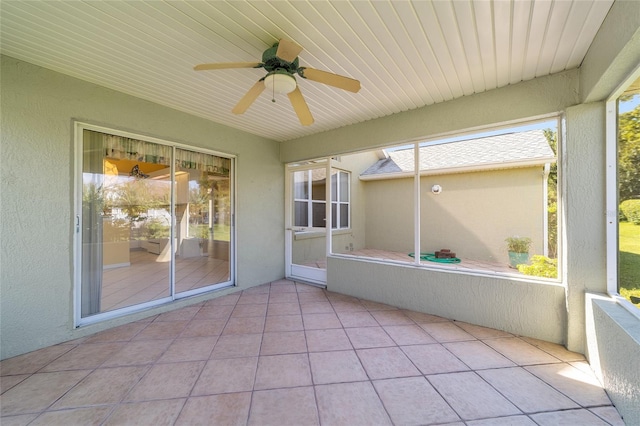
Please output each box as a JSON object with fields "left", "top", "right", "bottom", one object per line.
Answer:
{"left": 431, "top": 184, "right": 442, "bottom": 194}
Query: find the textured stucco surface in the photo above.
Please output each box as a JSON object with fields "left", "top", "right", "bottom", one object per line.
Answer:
{"left": 0, "top": 56, "right": 284, "bottom": 359}
{"left": 564, "top": 103, "right": 608, "bottom": 353}
{"left": 585, "top": 295, "right": 640, "bottom": 425}
{"left": 328, "top": 257, "right": 566, "bottom": 343}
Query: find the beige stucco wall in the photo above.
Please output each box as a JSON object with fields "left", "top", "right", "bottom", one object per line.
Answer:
{"left": 328, "top": 257, "right": 566, "bottom": 343}
{"left": 0, "top": 55, "right": 284, "bottom": 359}
{"left": 363, "top": 167, "right": 547, "bottom": 263}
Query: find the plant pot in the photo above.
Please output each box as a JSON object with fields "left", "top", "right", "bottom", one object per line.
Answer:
{"left": 508, "top": 251, "right": 529, "bottom": 268}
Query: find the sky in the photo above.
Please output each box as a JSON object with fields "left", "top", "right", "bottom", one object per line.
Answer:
{"left": 619, "top": 94, "right": 639, "bottom": 113}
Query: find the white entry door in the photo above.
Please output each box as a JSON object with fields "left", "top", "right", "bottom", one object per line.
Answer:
{"left": 285, "top": 162, "right": 330, "bottom": 286}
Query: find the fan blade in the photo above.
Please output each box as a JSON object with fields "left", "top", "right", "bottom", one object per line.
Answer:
{"left": 276, "top": 38, "right": 303, "bottom": 62}
{"left": 232, "top": 80, "right": 265, "bottom": 114}
{"left": 299, "top": 67, "right": 361, "bottom": 93}
{"left": 288, "top": 87, "right": 314, "bottom": 126}
{"left": 194, "top": 62, "right": 262, "bottom": 71}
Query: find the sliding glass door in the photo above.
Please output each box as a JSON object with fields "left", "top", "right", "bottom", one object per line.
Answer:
{"left": 76, "top": 123, "right": 234, "bottom": 325}
{"left": 174, "top": 148, "right": 232, "bottom": 294}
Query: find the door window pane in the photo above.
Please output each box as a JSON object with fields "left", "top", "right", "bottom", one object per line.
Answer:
{"left": 82, "top": 130, "right": 172, "bottom": 317}
{"left": 175, "top": 148, "right": 232, "bottom": 294}
{"left": 312, "top": 202, "right": 326, "bottom": 227}
{"left": 294, "top": 171, "right": 308, "bottom": 200}
{"left": 311, "top": 169, "right": 327, "bottom": 201}
{"left": 295, "top": 201, "right": 308, "bottom": 227}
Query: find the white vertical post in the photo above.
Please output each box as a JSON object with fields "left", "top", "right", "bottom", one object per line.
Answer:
{"left": 326, "top": 159, "right": 332, "bottom": 259}
{"left": 605, "top": 100, "right": 618, "bottom": 295}
{"left": 414, "top": 143, "right": 421, "bottom": 265}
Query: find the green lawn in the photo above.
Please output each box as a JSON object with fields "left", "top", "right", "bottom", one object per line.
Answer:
{"left": 619, "top": 221, "right": 640, "bottom": 305}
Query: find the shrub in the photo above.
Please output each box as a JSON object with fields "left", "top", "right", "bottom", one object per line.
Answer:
{"left": 517, "top": 255, "right": 557, "bottom": 278}
{"left": 620, "top": 199, "right": 640, "bottom": 225}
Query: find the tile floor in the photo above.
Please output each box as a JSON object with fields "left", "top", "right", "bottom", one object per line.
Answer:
{"left": 0, "top": 279, "right": 625, "bottom": 425}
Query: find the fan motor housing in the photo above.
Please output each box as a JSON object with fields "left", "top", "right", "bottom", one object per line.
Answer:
{"left": 262, "top": 44, "right": 299, "bottom": 74}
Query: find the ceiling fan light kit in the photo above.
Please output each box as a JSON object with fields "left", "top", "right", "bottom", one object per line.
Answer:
{"left": 195, "top": 38, "right": 360, "bottom": 126}
{"left": 264, "top": 72, "right": 297, "bottom": 95}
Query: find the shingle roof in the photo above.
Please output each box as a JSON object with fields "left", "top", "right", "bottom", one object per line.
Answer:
{"left": 361, "top": 129, "right": 556, "bottom": 177}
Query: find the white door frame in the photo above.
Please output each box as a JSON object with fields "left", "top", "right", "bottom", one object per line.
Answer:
{"left": 284, "top": 160, "right": 332, "bottom": 286}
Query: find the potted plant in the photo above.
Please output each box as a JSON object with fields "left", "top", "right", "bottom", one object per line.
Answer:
{"left": 505, "top": 236, "right": 531, "bottom": 268}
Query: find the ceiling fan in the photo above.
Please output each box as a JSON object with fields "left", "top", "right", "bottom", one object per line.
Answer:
{"left": 194, "top": 39, "right": 361, "bottom": 126}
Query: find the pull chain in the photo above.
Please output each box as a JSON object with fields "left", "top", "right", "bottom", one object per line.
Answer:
{"left": 271, "top": 79, "right": 276, "bottom": 103}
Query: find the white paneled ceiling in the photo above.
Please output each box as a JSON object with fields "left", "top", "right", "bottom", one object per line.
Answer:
{"left": 1, "top": 0, "right": 613, "bottom": 141}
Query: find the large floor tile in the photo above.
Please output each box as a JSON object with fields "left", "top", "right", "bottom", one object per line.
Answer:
{"left": 336, "top": 311, "right": 378, "bottom": 327}
{"left": 483, "top": 337, "right": 561, "bottom": 365}
{"left": 210, "top": 333, "right": 262, "bottom": 359}
{"left": 525, "top": 363, "right": 612, "bottom": 407}
{"left": 264, "top": 314, "right": 304, "bottom": 332}
{"left": 315, "top": 381, "right": 392, "bottom": 425}
{"left": 419, "top": 322, "right": 475, "bottom": 342}
{"left": 374, "top": 377, "right": 460, "bottom": 425}
{"left": 428, "top": 371, "right": 521, "bottom": 420}
{"left": 402, "top": 344, "right": 469, "bottom": 375}
{"left": 306, "top": 328, "right": 353, "bottom": 352}
{"left": 101, "top": 339, "right": 172, "bottom": 367}
{"left": 231, "top": 303, "right": 268, "bottom": 318}
{"left": 52, "top": 366, "right": 148, "bottom": 409}
{"left": 248, "top": 387, "right": 319, "bottom": 426}
{"left": 260, "top": 331, "right": 307, "bottom": 355}
{"left": 466, "top": 415, "right": 537, "bottom": 425}
{"left": 125, "top": 361, "right": 204, "bottom": 401}
{"left": 180, "top": 319, "right": 226, "bottom": 338}
{"left": 444, "top": 341, "right": 515, "bottom": 370}
{"left": 478, "top": 367, "right": 579, "bottom": 413}
{"left": 0, "top": 345, "right": 74, "bottom": 376}
{"left": 302, "top": 313, "right": 342, "bottom": 330}
{"left": 370, "top": 310, "right": 414, "bottom": 326}
{"left": 30, "top": 406, "right": 112, "bottom": 426}
{"left": 175, "top": 393, "right": 251, "bottom": 426}
{"left": 530, "top": 408, "right": 611, "bottom": 425}
{"left": 40, "top": 342, "right": 125, "bottom": 371}
{"left": 309, "top": 350, "right": 368, "bottom": 384}
{"left": 158, "top": 336, "right": 217, "bottom": 362}
{"left": 104, "top": 399, "right": 185, "bottom": 426}
{"left": 192, "top": 357, "right": 257, "bottom": 395}
{"left": 356, "top": 347, "right": 421, "bottom": 379}
{"left": 254, "top": 354, "right": 312, "bottom": 390}
{"left": 0, "top": 370, "right": 90, "bottom": 416}
{"left": 345, "top": 326, "right": 395, "bottom": 349}
{"left": 383, "top": 324, "right": 436, "bottom": 345}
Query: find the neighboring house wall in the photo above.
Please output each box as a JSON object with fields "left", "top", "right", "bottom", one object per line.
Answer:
{"left": 363, "top": 167, "right": 546, "bottom": 263}
{"left": 291, "top": 151, "right": 379, "bottom": 263}
{"left": 0, "top": 55, "right": 284, "bottom": 359}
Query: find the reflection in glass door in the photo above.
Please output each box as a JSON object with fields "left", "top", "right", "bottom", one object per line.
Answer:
{"left": 175, "top": 148, "right": 231, "bottom": 295}
{"left": 77, "top": 125, "right": 233, "bottom": 324}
